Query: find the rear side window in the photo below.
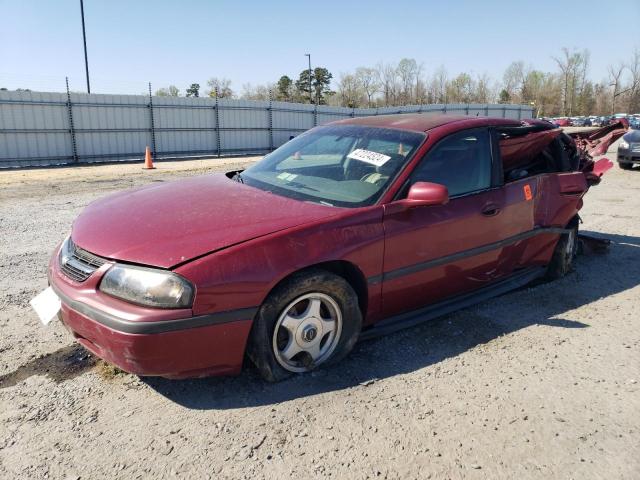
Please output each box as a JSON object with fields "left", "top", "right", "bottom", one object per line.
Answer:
{"left": 410, "top": 128, "right": 492, "bottom": 197}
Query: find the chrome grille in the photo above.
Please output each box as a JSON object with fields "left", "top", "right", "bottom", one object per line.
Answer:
{"left": 60, "top": 239, "right": 107, "bottom": 282}
{"left": 631, "top": 143, "right": 640, "bottom": 153}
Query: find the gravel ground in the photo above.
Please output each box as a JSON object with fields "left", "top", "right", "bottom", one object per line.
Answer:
{"left": 0, "top": 145, "right": 638, "bottom": 479}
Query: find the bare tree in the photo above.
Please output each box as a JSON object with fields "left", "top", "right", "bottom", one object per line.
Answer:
{"left": 155, "top": 85, "right": 180, "bottom": 97}
{"left": 415, "top": 77, "right": 428, "bottom": 104}
{"left": 240, "top": 83, "right": 274, "bottom": 101}
{"left": 396, "top": 58, "right": 419, "bottom": 105}
{"left": 428, "top": 66, "right": 448, "bottom": 104}
{"left": 475, "top": 74, "right": 492, "bottom": 103}
{"left": 446, "top": 73, "right": 474, "bottom": 103}
{"left": 553, "top": 48, "right": 589, "bottom": 115}
{"left": 337, "top": 73, "right": 362, "bottom": 107}
{"left": 608, "top": 63, "right": 625, "bottom": 114}
{"left": 206, "top": 77, "right": 234, "bottom": 98}
{"left": 355, "top": 67, "right": 379, "bottom": 107}
{"left": 376, "top": 62, "right": 399, "bottom": 106}
{"left": 503, "top": 61, "right": 525, "bottom": 102}
{"left": 626, "top": 48, "right": 640, "bottom": 113}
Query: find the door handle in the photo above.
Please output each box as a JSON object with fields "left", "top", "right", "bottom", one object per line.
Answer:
{"left": 481, "top": 205, "right": 501, "bottom": 217}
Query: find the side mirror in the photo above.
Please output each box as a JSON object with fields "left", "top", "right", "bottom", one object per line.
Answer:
{"left": 385, "top": 182, "right": 449, "bottom": 214}
{"left": 403, "top": 181, "right": 449, "bottom": 207}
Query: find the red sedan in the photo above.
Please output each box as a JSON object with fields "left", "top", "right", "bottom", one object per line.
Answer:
{"left": 39, "top": 114, "right": 612, "bottom": 381}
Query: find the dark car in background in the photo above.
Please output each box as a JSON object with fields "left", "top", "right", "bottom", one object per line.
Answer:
{"left": 618, "top": 130, "right": 640, "bottom": 169}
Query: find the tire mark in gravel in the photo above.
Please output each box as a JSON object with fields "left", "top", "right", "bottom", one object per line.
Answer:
{"left": 0, "top": 344, "right": 96, "bottom": 389}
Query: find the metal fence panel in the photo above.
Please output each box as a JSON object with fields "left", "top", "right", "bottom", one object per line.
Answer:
{"left": 0, "top": 90, "right": 534, "bottom": 168}
{"left": 0, "top": 91, "right": 72, "bottom": 167}
{"left": 152, "top": 96, "right": 218, "bottom": 156}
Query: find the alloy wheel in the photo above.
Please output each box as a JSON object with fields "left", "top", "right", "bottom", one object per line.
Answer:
{"left": 272, "top": 292, "right": 343, "bottom": 373}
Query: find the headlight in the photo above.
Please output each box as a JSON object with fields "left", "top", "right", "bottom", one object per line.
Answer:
{"left": 59, "top": 235, "right": 73, "bottom": 264}
{"left": 619, "top": 140, "right": 629, "bottom": 149}
{"left": 100, "top": 264, "right": 194, "bottom": 309}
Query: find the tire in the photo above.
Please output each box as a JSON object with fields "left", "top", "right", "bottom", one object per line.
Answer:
{"left": 545, "top": 217, "right": 579, "bottom": 280}
{"left": 619, "top": 162, "right": 633, "bottom": 170}
{"left": 247, "top": 269, "right": 362, "bottom": 382}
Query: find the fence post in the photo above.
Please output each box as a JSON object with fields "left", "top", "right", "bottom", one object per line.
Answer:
{"left": 65, "top": 77, "right": 78, "bottom": 164}
{"left": 148, "top": 82, "right": 157, "bottom": 156}
{"left": 502, "top": 106, "right": 506, "bottom": 118}
{"left": 268, "top": 90, "right": 274, "bottom": 151}
{"left": 313, "top": 103, "right": 318, "bottom": 126}
{"left": 214, "top": 88, "right": 221, "bottom": 157}
{"left": 485, "top": 104, "right": 489, "bottom": 117}
{"left": 465, "top": 104, "right": 469, "bottom": 115}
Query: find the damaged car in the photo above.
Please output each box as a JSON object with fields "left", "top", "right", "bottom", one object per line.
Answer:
{"left": 617, "top": 129, "right": 640, "bottom": 169}
{"left": 35, "top": 114, "right": 615, "bottom": 381}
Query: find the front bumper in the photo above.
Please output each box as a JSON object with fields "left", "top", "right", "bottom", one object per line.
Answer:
{"left": 49, "top": 248, "right": 256, "bottom": 378}
{"left": 618, "top": 150, "right": 640, "bottom": 164}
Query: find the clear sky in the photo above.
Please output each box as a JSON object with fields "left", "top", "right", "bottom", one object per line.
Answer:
{"left": 1, "top": 0, "right": 638, "bottom": 95}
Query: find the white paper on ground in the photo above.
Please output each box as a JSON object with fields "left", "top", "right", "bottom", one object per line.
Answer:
{"left": 30, "top": 286, "right": 61, "bottom": 326}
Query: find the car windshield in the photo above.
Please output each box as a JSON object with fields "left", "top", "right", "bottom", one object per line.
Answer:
{"left": 240, "top": 125, "right": 425, "bottom": 207}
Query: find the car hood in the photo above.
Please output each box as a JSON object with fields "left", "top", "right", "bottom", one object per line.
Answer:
{"left": 72, "top": 174, "right": 337, "bottom": 268}
{"left": 623, "top": 130, "right": 640, "bottom": 142}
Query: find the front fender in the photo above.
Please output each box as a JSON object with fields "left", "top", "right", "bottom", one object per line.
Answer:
{"left": 175, "top": 206, "right": 385, "bottom": 322}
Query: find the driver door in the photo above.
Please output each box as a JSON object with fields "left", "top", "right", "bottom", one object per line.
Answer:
{"left": 381, "top": 128, "right": 530, "bottom": 318}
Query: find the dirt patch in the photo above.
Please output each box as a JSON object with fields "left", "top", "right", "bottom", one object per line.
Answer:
{"left": 0, "top": 148, "right": 638, "bottom": 479}
{"left": 0, "top": 344, "right": 96, "bottom": 389}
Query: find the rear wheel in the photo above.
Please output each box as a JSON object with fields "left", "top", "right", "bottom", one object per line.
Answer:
{"left": 247, "top": 269, "right": 362, "bottom": 382}
{"left": 545, "top": 218, "right": 579, "bottom": 280}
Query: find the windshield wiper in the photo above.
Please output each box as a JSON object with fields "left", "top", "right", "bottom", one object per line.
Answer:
{"left": 287, "top": 181, "right": 320, "bottom": 192}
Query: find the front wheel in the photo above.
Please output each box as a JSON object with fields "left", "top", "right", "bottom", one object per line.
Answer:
{"left": 247, "top": 269, "right": 362, "bottom": 382}
{"left": 618, "top": 162, "right": 633, "bottom": 170}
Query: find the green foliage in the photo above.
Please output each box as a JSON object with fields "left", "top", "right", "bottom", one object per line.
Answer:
{"left": 276, "top": 75, "right": 293, "bottom": 101}
{"left": 295, "top": 67, "right": 333, "bottom": 104}
{"left": 185, "top": 83, "right": 200, "bottom": 97}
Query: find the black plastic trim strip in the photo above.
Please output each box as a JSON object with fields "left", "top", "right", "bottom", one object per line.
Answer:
{"left": 360, "top": 266, "right": 546, "bottom": 341}
{"left": 367, "top": 227, "right": 569, "bottom": 285}
{"left": 50, "top": 281, "right": 257, "bottom": 334}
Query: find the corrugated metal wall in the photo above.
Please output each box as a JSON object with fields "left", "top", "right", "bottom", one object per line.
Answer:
{"left": 0, "top": 90, "right": 534, "bottom": 168}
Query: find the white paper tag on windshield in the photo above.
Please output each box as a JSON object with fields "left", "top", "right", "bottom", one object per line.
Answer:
{"left": 277, "top": 172, "right": 298, "bottom": 181}
{"left": 30, "top": 287, "right": 61, "bottom": 326}
{"left": 347, "top": 149, "right": 391, "bottom": 167}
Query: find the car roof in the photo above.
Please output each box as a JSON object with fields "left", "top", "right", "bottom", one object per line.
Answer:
{"left": 330, "top": 113, "right": 522, "bottom": 133}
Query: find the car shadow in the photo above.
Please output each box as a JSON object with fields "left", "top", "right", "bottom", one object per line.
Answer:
{"left": 139, "top": 230, "right": 640, "bottom": 410}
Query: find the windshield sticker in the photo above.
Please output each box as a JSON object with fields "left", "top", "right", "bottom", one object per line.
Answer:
{"left": 347, "top": 149, "right": 391, "bottom": 167}
{"left": 277, "top": 172, "right": 298, "bottom": 181}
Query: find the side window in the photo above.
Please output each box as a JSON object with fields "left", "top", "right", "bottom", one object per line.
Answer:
{"left": 410, "top": 128, "right": 492, "bottom": 197}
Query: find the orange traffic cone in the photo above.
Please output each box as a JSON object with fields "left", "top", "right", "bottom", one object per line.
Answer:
{"left": 143, "top": 146, "right": 155, "bottom": 169}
